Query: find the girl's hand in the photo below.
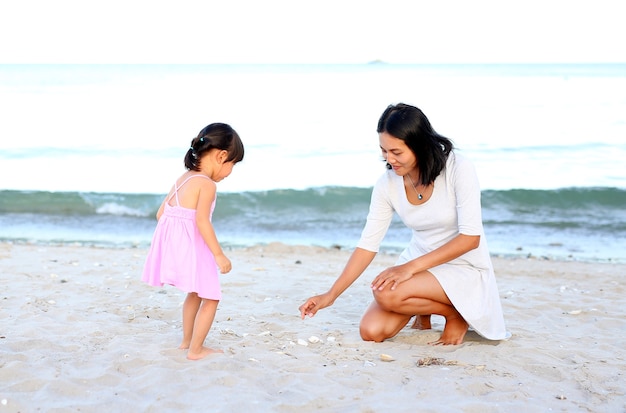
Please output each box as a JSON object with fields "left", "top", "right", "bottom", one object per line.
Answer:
{"left": 299, "top": 292, "right": 334, "bottom": 319}
{"left": 371, "top": 264, "right": 414, "bottom": 291}
{"left": 215, "top": 254, "right": 232, "bottom": 274}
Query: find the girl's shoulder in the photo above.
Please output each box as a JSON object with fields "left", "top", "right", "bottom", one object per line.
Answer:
{"left": 176, "top": 173, "right": 215, "bottom": 189}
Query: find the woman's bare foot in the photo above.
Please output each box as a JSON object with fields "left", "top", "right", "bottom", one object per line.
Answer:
{"left": 178, "top": 342, "right": 190, "bottom": 350}
{"left": 429, "top": 316, "right": 468, "bottom": 345}
{"left": 187, "top": 346, "right": 224, "bottom": 360}
{"left": 410, "top": 315, "right": 432, "bottom": 330}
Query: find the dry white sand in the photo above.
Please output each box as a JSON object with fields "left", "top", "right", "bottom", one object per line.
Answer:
{"left": 1, "top": 242, "right": 624, "bottom": 412}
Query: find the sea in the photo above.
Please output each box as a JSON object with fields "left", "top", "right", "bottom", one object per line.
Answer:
{"left": 1, "top": 64, "right": 624, "bottom": 262}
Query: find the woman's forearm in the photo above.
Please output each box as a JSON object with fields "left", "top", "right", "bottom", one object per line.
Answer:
{"left": 406, "top": 234, "right": 480, "bottom": 275}
{"left": 328, "top": 247, "right": 377, "bottom": 299}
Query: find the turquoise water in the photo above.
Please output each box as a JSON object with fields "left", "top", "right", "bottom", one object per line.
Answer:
{"left": 1, "top": 187, "right": 624, "bottom": 262}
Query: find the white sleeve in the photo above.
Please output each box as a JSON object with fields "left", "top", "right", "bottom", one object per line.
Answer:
{"left": 452, "top": 154, "right": 484, "bottom": 236}
{"left": 356, "top": 173, "right": 395, "bottom": 252}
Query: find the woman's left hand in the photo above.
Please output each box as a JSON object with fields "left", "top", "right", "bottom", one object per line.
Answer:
{"left": 371, "top": 264, "right": 415, "bottom": 291}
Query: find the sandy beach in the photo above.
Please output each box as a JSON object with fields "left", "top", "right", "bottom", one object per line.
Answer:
{"left": 1, "top": 241, "right": 624, "bottom": 412}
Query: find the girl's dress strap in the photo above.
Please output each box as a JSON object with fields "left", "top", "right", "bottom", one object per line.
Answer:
{"left": 167, "top": 174, "right": 213, "bottom": 206}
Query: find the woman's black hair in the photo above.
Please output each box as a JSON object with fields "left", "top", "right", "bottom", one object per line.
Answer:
{"left": 377, "top": 103, "right": 454, "bottom": 186}
{"left": 184, "top": 123, "right": 244, "bottom": 171}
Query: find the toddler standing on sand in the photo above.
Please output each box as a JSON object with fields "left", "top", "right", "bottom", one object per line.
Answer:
{"left": 142, "top": 123, "right": 244, "bottom": 360}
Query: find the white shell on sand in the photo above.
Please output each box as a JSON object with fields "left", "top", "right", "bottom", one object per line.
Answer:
{"left": 308, "top": 336, "right": 321, "bottom": 343}
{"left": 297, "top": 339, "right": 308, "bottom": 346}
{"left": 379, "top": 354, "right": 395, "bottom": 362}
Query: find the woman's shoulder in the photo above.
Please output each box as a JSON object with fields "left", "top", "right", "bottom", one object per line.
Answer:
{"left": 446, "top": 151, "right": 476, "bottom": 172}
{"left": 374, "top": 168, "right": 401, "bottom": 187}
{"left": 371, "top": 169, "right": 403, "bottom": 202}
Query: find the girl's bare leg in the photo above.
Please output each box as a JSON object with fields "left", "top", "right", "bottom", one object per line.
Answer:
{"left": 363, "top": 272, "right": 468, "bottom": 345}
{"left": 187, "top": 298, "right": 223, "bottom": 360}
{"left": 180, "top": 293, "right": 201, "bottom": 349}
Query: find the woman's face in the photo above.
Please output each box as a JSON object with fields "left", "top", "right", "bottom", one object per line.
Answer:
{"left": 379, "top": 132, "right": 417, "bottom": 176}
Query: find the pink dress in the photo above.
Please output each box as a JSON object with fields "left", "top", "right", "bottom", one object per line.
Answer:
{"left": 142, "top": 175, "right": 221, "bottom": 300}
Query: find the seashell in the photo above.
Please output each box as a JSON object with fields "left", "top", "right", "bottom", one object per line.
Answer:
{"left": 297, "top": 339, "right": 308, "bottom": 346}
{"left": 379, "top": 354, "right": 395, "bottom": 362}
{"left": 568, "top": 309, "right": 582, "bottom": 315}
{"left": 308, "top": 336, "right": 321, "bottom": 343}
{"left": 417, "top": 357, "right": 446, "bottom": 366}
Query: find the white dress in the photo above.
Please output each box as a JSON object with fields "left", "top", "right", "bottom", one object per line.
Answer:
{"left": 357, "top": 152, "right": 508, "bottom": 340}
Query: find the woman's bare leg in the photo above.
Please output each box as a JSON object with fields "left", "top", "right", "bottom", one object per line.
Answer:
{"left": 360, "top": 301, "right": 412, "bottom": 342}
{"left": 187, "top": 298, "right": 223, "bottom": 360}
{"left": 180, "top": 293, "right": 201, "bottom": 349}
{"left": 366, "top": 272, "right": 468, "bottom": 345}
{"left": 411, "top": 315, "right": 432, "bottom": 330}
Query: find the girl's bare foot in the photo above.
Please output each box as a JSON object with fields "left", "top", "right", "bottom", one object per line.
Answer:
{"left": 410, "top": 315, "right": 432, "bottom": 330}
{"left": 187, "top": 346, "right": 224, "bottom": 360}
{"left": 429, "top": 316, "right": 468, "bottom": 345}
{"left": 178, "top": 342, "right": 190, "bottom": 350}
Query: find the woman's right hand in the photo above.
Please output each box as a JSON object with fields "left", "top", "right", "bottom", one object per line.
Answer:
{"left": 299, "top": 292, "right": 334, "bottom": 319}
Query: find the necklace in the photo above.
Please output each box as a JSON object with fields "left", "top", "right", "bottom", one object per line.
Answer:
{"left": 406, "top": 174, "right": 423, "bottom": 200}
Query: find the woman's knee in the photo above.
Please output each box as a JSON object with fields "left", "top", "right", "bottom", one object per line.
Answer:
{"left": 359, "top": 322, "right": 386, "bottom": 342}
{"left": 372, "top": 289, "right": 398, "bottom": 312}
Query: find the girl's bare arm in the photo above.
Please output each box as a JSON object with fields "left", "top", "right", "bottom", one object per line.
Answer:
{"left": 195, "top": 180, "right": 231, "bottom": 273}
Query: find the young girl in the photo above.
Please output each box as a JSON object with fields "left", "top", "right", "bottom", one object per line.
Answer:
{"left": 142, "top": 122, "right": 244, "bottom": 360}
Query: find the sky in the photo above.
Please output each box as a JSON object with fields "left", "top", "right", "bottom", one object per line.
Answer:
{"left": 0, "top": 0, "right": 624, "bottom": 64}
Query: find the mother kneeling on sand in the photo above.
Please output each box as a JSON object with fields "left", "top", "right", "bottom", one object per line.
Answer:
{"left": 299, "top": 103, "right": 507, "bottom": 345}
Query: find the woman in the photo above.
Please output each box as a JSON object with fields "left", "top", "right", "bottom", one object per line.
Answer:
{"left": 299, "top": 103, "right": 507, "bottom": 345}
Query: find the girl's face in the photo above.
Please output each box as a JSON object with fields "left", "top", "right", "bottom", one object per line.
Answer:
{"left": 379, "top": 132, "right": 417, "bottom": 176}
{"left": 199, "top": 150, "right": 236, "bottom": 182}
{"left": 212, "top": 161, "right": 235, "bottom": 182}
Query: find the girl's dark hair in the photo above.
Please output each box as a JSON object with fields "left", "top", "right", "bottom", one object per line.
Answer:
{"left": 377, "top": 103, "right": 454, "bottom": 185}
{"left": 184, "top": 123, "right": 244, "bottom": 171}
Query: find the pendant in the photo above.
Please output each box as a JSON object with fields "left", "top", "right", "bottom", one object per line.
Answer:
{"left": 418, "top": 194, "right": 423, "bottom": 200}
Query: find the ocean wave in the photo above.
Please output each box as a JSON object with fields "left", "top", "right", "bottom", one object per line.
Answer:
{"left": 1, "top": 187, "right": 624, "bottom": 262}
{"left": 2, "top": 186, "right": 624, "bottom": 217}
